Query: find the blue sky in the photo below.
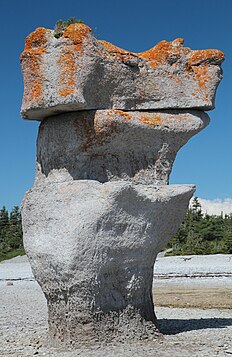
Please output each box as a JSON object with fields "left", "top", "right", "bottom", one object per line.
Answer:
{"left": 0, "top": 0, "right": 231, "bottom": 209}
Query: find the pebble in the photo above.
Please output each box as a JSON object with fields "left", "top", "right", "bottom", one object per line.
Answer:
{"left": 6, "top": 281, "right": 14, "bottom": 286}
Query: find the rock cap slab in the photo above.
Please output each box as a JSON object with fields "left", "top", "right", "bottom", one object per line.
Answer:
{"left": 20, "top": 24, "right": 224, "bottom": 120}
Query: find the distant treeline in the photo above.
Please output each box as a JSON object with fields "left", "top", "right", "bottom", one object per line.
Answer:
{"left": 166, "top": 197, "right": 232, "bottom": 255}
{"left": 0, "top": 199, "right": 231, "bottom": 262}
{"left": 0, "top": 206, "right": 24, "bottom": 262}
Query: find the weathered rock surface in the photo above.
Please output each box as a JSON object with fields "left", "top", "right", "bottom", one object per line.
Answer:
{"left": 20, "top": 24, "right": 224, "bottom": 120}
{"left": 36, "top": 109, "right": 209, "bottom": 185}
{"left": 22, "top": 180, "right": 194, "bottom": 345}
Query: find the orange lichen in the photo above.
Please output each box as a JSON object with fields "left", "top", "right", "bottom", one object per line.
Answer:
{"left": 59, "top": 88, "right": 75, "bottom": 96}
{"left": 21, "top": 24, "right": 225, "bottom": 108}
{"left": 139, "top": 115, "right": 163, "bottom": 126}
{"left": 81, "top": 115, "right": 120, "bottom": 151}
{"left": 57, "top": 24, "right": 92, "bottom": 97}
{"left": 184, "top": 47, "right": 191, "bottom": 55}
{"left": 192, "top": 66, "right": 211, "bottom": 91}
{"left": 100, "top": 38, "right": 187, "bottom": 68}
{"left": 140, "top": 114, "right": 188, "bottom": 126}
{"left": 63, "top": 23, "right": 92, "bottom": 52}
{"left": 99, "top": 40, "right": 137, "bottom": 62}
{"left": 169, "top": 73, "right": 182, "bottom": 84}
{"left": 139, "top": 38, "right": 184, "bottom": 68}
{"left": 187, "top": 49, "right": 224, "bottom": 66}
{"left": 185, "top": 49, "right": 224, "bottom": 96}
{"left": 111, "top": 110, "right": 132, "bottom": 120}
{"left": 109, "top": 111, "right": 186, "bottom": 127}
{"left": 100, "top": 36, "right": 224, "bottom": 100}
{"left": 98, "top": 40, "right": 129, "bottom": 54}
{"left": 57, "top": 52, "right": 75, "bottom": 97}
{"left": 23, "top": 27, "right": 48, "bottom": 52}
{"left": 20, "top": 27, "right": 48, "bottom": 103}
{"left": 175, "top": 76, "right": 182, "bottom": 84}
{"left": 111, "top": 110, "right": 163, "bottom": 127}
{"left": 80, "top": 110, "right": 193, "bottom": 151}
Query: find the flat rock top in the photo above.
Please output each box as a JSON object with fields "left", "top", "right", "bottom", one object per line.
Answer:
{"left": 21, "top": 24, "right": 224, "bottom": 71}
{"left": 20, "top": 24, "right": 224, "bottom": 120}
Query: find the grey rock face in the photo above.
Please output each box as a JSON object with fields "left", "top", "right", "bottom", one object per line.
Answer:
{"left": 20, "top": 24, "right": 224, "bottom": 120}
{"left": 36, "top": 110, "right": 209, "bottom": 185}
{"left": 22, "top": 180, "right": 194, "bottom": 344}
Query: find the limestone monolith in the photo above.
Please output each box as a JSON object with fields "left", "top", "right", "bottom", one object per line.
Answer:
{"left": 20, "top": 23, "right": 223, "bottom": 347}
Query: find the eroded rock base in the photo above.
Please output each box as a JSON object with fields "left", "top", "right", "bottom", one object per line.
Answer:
{"left": 22, "top": 181, "right": 194, "bottom": 347}
{"left": 48, "top": 304, "right": 160, "bottom": 347}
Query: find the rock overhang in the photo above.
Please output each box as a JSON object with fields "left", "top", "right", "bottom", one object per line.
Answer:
{"left": 20, "top": 24, "right": 224, "bottom": 121}
{"left": 36, "top": 110, "right": 209, "bottom": 186}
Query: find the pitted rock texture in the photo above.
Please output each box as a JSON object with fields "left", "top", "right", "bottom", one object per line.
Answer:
{"left": 20, "top": 24, "right": 224, "bottom": 120}
{"left": 36, "top": 109, "right": 209, "bottom": 185}
{"left": 22, "top": 180, "right": 194, "bottom": 345}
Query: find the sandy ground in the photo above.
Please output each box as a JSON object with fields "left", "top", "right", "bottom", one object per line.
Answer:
{"left": 0, "top": 255, "right": 232, "bottom": 356}
{"left": 153, "top": 253, "right": 232, "bottom": 310}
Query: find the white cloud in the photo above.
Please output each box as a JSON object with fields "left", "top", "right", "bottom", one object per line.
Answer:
{"left": 190, "top": 197, "right": 232, "bottom": 216}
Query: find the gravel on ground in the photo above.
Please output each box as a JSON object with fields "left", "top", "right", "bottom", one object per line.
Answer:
{"left": 0, "top": 255, "right": 231, "bottom": 356}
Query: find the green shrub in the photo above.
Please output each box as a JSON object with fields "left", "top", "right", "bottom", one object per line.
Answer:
{"left": 54, "top": 17, "right": 84, "bottom": 38}
{"left": 0, "top": 206, "right": 24, "bottom": 262}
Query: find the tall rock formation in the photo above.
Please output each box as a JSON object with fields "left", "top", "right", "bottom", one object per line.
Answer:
{"left": 20, "top": 23, "right": 224, "bottom": 347}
